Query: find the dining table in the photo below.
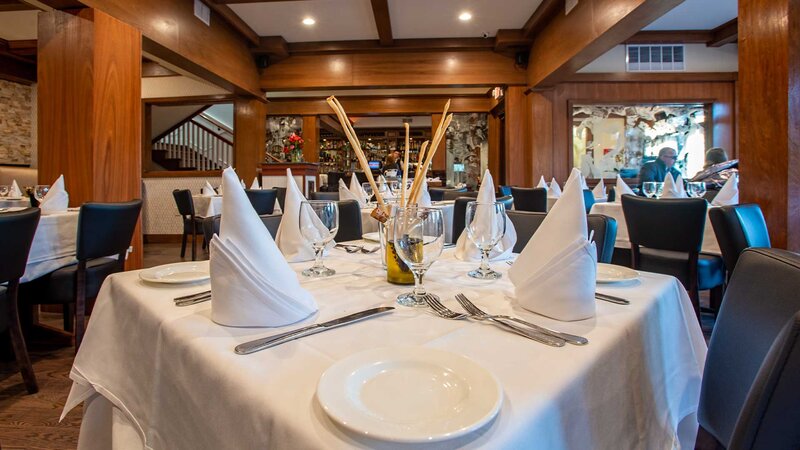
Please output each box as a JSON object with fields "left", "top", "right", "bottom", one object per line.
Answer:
{"left": 192, "top": 195, "right": 224, "bottom": 218}
{"left": 18, "top": 208, "right": 80, "bottom": 282}
{"left": 62, "top": 246, "right": 706, "bottom": 450}
{"left": 361, "top": 201, "right": 456, "bottom": 243}
{"left": 0, "top": 197, "right": 30, "bottom": 209}
{"left": 590, "top": 201, "right": 721, "bottom": 254}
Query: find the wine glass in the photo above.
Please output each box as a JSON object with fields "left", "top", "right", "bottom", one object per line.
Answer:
{"left": 654, "top": 182, "right": 664, "bottom": 199}
{"left": 385, "top": 181, "right": 401, "bottom": 199}
{"left": 641, "top": 182, "right": 656, "bottom": 198}
{"left": 393, "top": 207, "right": 445, "bottom": 307}
{"left": 34, "top": 185, "right": 50, "bottom": 201}
{"left": 466, "top": 201, "right": 507, "bottom": 280}
{"left": 688, "top": 181, "right": 707, "bottom": 199}
{"left": 361, "top": 182, "right": 374, "bottom": 205}
{"left": 299, "top": 201, "right": 339, "bottom": 277}
{"left": 0, "top": 185, "right": 8, "bottom": 198}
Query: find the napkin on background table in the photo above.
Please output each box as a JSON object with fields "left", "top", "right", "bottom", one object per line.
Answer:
{"left": 580, "top": 174, "right": 590, "bottom": 190}
{"left": 240, "top": 179, "right": 247, "bottom": 189}
{"left": 250, "top": 177, "right": 260, "bottom": 190}
{"left": 661, "top": 173, "right": 687, "bottom": 198}
{"left": 418, "top": 178, "right": 433, "bottom": 207}
{"left": 537, "top": 176, "right": 548, "bottom": 189}
{"left": 10, "top": 180, "right": 22, "bottom": 197}
{"left": 509, "top": 168, "right": 597, "bottom": 321}
{"left": 39, "top": 175, "right": 69, "bottom": 214}
{"left": 592, "top": 178, "right": 606, "bottom": 199}
{"left": 712, "top": 173, "right": 739, "bottom": 206}
{"left": 455, "top": 169, "right": 516, "bottom": 261}
{"left": 614, "top": 175, "right": 635, "bottom": 201}
{"left": 338, "top": 179, "right": 365, "bottom": 206}
{"left": 349, "top": 175, "right": 367, "bottom": 204}
{"left": 548, "top": 178, "right": 562, "bottom": 198}
{"left": 210, "top": 168, "right": 317, "bottom": 327}
{"left": 275, "top": 169, "right": 319, "bottom": 262}
{"left": 202, "top": 181, "right": 216, "bottom": 197}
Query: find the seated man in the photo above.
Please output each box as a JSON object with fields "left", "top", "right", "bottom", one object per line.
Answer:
{"left": 639, "top": 147, "right": 682, "bottom": 183}
{"left": 691, "top": 147, "right": 738, "bottom": 189}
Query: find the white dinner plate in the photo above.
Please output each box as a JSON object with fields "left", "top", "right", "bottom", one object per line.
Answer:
{"left": 139, "top": 261, "right": 210, "bottom": 284}
{"left": 596, "top": 263, "right": 639, "bottom": 283}
{"left": 362, "top": 232, "right": 380, "bottom": 242}
{"left": 317, "top": 347, "right": 502, "bottom": 443}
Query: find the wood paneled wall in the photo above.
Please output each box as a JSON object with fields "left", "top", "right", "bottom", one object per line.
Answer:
{"left": 267, "top": 96, "right": 494, "bottom": 116}
{"left": 38, "top": 9, "right": 143, "bottom": 268}
{"left": 301, "top": 115, "right": 319, "bottom": 163}
{"left": 233, "top": 97, "right": 267, "bottom": 179}
{"left": 505, "top": 86, "right": 532, "bottom": 186}
{"left": 738, "top": 0, "right": 799, "bottom": 250}
{"left": 261, "top": 51, "right": 526, "bottom": 91}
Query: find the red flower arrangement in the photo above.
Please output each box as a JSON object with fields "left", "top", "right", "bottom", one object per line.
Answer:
{"left": 285, "top": 132, "right": 305, "bottom": 162}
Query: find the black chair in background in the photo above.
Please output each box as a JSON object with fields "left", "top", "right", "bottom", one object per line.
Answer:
{"left": 20, "top": 200, "right": 142, "bottom": 350}
{"left": 429, "top": 187, "right": 463, "bottom": 202}
{"left": 336, "top": 200, "right": 362, "bottom": 242}
{"left": 697, "top": 248, "right": 800, "bottom": 450}
{"left": 497, "top": 195, "right": 514, "bottom": 211}
{"left": 326, "top": 172, "right": 344, "bottom": 190}
{"left": 203, "top": 214, "right": 282, "bottom": 243}
{"left": 443, "top": 190, "right": 478, "bottom": 201}
{"left": 353, "top": 171, "right": 369, "bottom": 185}
{"left": 511, "top": 187, "right": 547, "bottom": 212}
{"left": 244, "top": 189, "right": 278, "bottom": 215}
{"left": 582, "top": 190, "right": 595, "bottom": 214}
{"left": 274, "top": 186, "right": 287, "bottom": 211}
{"left": 709, "top": 204, "right": 771, "bottom": 278}
{"left": 451, "top": 197, "right": 472, "bottom": 242}
{"left": 607, "top": 186, "right": 616, "bottom": 203}
{"left": 310, "top": 191, "right": 340, "bottom": 201}
{"left": 173, "top": 189, "right": 203, "bottom": 261}
{"left": 498, "top": 185, "right": 512, "bottom": 197}
{"left": 0, "top": 208, "right": 41, "bottom": 393}
{"left": 506, "top": 210, "right": 617, "bottom": 263}
{"left": 621, "top": 195, "right": 724, "bottom": 320}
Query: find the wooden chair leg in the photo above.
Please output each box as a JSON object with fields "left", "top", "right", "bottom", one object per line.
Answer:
{"left": 180, "top": 229, "right": 188, "bottom": 258}
{"left": 6, "top": 282, "right": 38, "bottom": 394}
{"left": 74, "top": 262, "right": 87, "bottom": 352}
{"left": 63, "top": 303, "right": 73, "bottom": 332}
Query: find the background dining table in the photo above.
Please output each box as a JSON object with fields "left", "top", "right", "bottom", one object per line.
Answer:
{"left": 62, "top": 247, "right": 706, "bottom": 450}
{"left": 192, "top": 195, "right": 223, "bottom": 218}
{"left": 0, "top": 197, "right": 31, "bottom": 209}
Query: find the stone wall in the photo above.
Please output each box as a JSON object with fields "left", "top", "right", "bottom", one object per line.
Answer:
{"left": 0, "top": 79, "right": 35, "bottom": 166}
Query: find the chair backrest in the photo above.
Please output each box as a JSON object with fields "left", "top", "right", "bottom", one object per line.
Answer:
{"left": 0, "top": 208, "right": 41, "bottom": 283}
{"left": 443, "top": 190, "right": 477, "bottom": 201}
{"left": 451, "top": 197, "right": 473, "bottom": 242}
{"left": 607, "top": 186, "right": 616, "bottom": 203}
{"left": 310, "top": 191, "right": 340, "bottom": 201}
{"left": 205, "top": 213, "right": 283, "bottom": 242}
{"left": 261, "top": 214, "right": 282, "bottom": 238}
{"left": 274, "top": 186, "right": 287, "bottom": 210}
{"left": 709, "top": 204, "right": 771, "bottom": 273}
{"left": 582, "top": 190, "right": 595, "bottom": 214}
{"left": 728, "top": 311, "right": 800, "bottom": 450}
{"left": 336, "top": 200, "right": 362, "bottom": 242}
{"left": 202, "top": 215, "right": 219, "bottom": 245}
{"left": 621, "top": 195, "right": 707, "bottom": 252}
{"left": 511, "top": 187, "right": 547, "bottom": 212}
{"left": 429, "top": 187, "right": 462, "bottom": 202}
{"left": 699, "top": 248, "right": 800, "bottom": 447}
{"left": 498, "top": 185, "right": 512, "bottom": 197}
{"left": 76, "top": 200, "right": 143, "bottom": 261}
{"left": 497, "top": 195, "right": 514, "bottom": 211}
{"left": 354, "top": 171, "right": 369, "bottom": 185}
{"left": 172, "top": 189, "right": 195, "bottom": 217}
{"left": 506, "top": 210, "right": 616, "bottom": 262}
{"left": 245, "top": 189, "right": 278, "bottom": 215}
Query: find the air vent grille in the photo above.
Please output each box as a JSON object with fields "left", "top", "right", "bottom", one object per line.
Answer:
{"left": 626, "top": 44, "right": 685, "bottom": 72}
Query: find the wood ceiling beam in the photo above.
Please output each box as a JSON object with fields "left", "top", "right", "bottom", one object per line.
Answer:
{"left": 286, "top": 37, "right": 495, "bottom": 55}
{"left": 7, "top": 39, "right": 37, "bottom": 57}
{"left": 0, "top": 53, "right": 36, "bottom": 84}
{"left": 0, "top": 0, "right": 38, "bottom": 11}
{"left": 319, "top": 115, "right": 345, "bottom": 136}
{"left": 207, "top": 0, "right": 260, "bottom": 46}
{"left": 268, "top": 96, "right": 494, "bottom": 116}
{"left": 253, "top": 36, "right": 289, "bottom": 58}
{"left": 213, "top": 0, "right": 309, "bottom": 3}
{"left": 522, "top": 0, "right": 563, "bottom": 40}
{"left": 707, "top": 18, "right": 738, "bottom": 47}
{"left": 625, "top": 29, "right": 712, "bottom": 44}
{"left": 370, "top": 0, "right": 393, "bottom": 46}
{"left": 142, "top": 61, "right": 180, "bottom": 77}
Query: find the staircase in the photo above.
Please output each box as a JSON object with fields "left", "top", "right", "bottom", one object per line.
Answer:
{"left": 152, "top": 113, "right": 233, "bottom": 171}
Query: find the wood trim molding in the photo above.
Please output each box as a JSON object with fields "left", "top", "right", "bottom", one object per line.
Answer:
{"left": 708, "top": 18, "right": 738, "bottom": 47}
{"left": 625, "top": 30, "right": 713, "bottom": 44}
{"left": 206, "top": 0, "right": 259, "bottom": 46}
{"left": 143, "top": 94, "right": 235, "bottom": 105}
{"left": 562, "top": 72, "right": 739, "bottom": 83}
{"left": 142, "top": 61, "right": 179, "bottom": 77}
{"left": 522, "top": 0, "right": 563, "bottom": 40}
{"left": 285, "top": 38, "right": 496, "bottom": 55}
{"left": 266, "top": 96, "right": 494, "bottom": 116}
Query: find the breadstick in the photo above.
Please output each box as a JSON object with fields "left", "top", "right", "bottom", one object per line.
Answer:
{"left": 401, "top": 122, "right": 410, "bottom": 207}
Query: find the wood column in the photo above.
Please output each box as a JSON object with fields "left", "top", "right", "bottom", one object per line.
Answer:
{"left": 529, "top": 89, "right": 555, "bottom": 181}
{"left": 738, "top": 0, "right": 800, "bottom": 250}
{"left": 38, "top": 9, "right": 143, "bottom": 269}
{"left": 302, "top": 115, "right": 319, "bottom": 163}
{"left": 233, "top": 97, "right": 267, "bottom": 180}
{"left": 504, "top": 86, "right": 531, "bottom": 186}
{"left": 431, "top": 114, "right": 447, "bottom": 171}
{"left": 487, "top": 114, "right": 502, "bottom": 184}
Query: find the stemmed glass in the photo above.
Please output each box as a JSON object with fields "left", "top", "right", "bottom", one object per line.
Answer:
{"left": 393, "top": 207, "right": 445, "bottom": 307}
{"left": 654, "top": 182, "right": 664, "bottom": 199}
{"left": 299, "top": 200, "right": 339, "bottom": 277}
{"left": 0, "top": 185, "right": 8, "bottom": 198}
{"left": 361, "top": 182, "right": 374, "bottom": 205}
{"left": 466, "top": 201, "right": 507, "bottom": 280}
{"left": 34, "top": 185, "right": 50, "bottom": 202}
{"left": 687, "top": 181, "right": 707, "bottom": 198}
{"left": 641, "top": 182, "right": 657, "bottom": 198}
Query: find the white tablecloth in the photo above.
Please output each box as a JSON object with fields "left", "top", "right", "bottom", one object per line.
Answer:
{"left": 590, "top": 201, "right": 721, "bottom": 255}
{"left": 63, "top": 249, "right": 706, "bottom": 450}
{"left": 192, "top": 195, "right": 223, "bottom": 218}
{"left": 0, "top": 197, "right": 30, "bottom": 209}
{"left": 361, "top": 202, "right": 456, "bottom": 243}
{"left": 21, "top": 210, "right": 79, "bottom": 282}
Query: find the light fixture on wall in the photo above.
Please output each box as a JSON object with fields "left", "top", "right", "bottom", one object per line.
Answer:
{"left": 458, "top": 11, "right": 472, "bottom": 21}
{"left": 302, "top": 17, "right": 316, "bottom": 26}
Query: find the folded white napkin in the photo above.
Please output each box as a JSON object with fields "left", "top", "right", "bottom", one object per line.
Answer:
{"left": 250, "top": 177, "right": 260, "bottom": 190}
{"left": 580, "top": 174, "right": 590, "bottom": 190}
{"left": 592, "top": 179, "right": 606, "bottom": 199}
{"left": 614, "top": 175, "right": 635, "bottom": 201}
{"left": 349, "top": 175, "right": 368, "bottom": 205}
{"left": 537, "top": 176, "right": 548, "bottom": 189}
{"left": 210, "top": 168, "right": 317, "bottom": 327}
{"left": 338, "top": 179, "right": 364, "bottom": 206}
{"left": 202, "top": 181, "right": 216, "bottom": 197}
{"left": 275, "top": 169, "right": 319, "bottom": 262}
{"left": 39, "top": 175, "right": 69, "bottom": 214}
{"left": 548, "top": 178, "right": 562, "bottom": 198}
{"left": 712, "top": 173, "right": 739, "bottom": 206}
{"left": 10, "top": 180, "right": 22, "bottom": 197}
{"left": 378, "top": 175, "right": 387, "bottom": 185}
{"left": 455, "top": 170, "right": 516, "bottom": 261}
{"left": 661, "top": 173, "right": 687, "bottom": 198}
{"left": 509, "top": 168, "right": 596, "bottom": 321}
{"left": 418, "top": 179, "right": 433, "bottom": 207}
{"left": 240, "top": 179, "right": 246, "bottom": 189}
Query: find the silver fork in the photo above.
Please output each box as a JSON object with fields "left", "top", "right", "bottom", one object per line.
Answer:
{"left": 335, "top": 244, "right": 362, "bottom": 253}
{"left": 455, "top": 293, "right": 588, "bottom": 346}
{"left": 425, "top": 295, "right": 565, "bottom": 347}
{"left": 360, "top": 246, "right": 380, "bottom": 254}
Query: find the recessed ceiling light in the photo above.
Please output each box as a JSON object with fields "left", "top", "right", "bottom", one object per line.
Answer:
{"left": 302, "top": 17, "right": 316, "bottom": 26}
{"left": 458, "top": 11, "right": 472, "bottom": 21}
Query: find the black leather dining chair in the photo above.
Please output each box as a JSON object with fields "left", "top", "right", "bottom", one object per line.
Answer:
{"left": 582, "top": 190, "right": 595, "bottom": 214}
{"left": 443, "top": 190, "right": 478, "bottom": 201}
{"left": 607, "top": 186, "right": 616, "bottom": 203}
{"left": 0, "top": 208, "right": 41, "bottom": 393}
{"left": 244, "top": 189, "right": 278, "bottom": 215}
{"left": 498, "top": 185, "right": 512, "bottom": 197}
{"left": 697, "top": 248, "right": 800, "bottom": 450}
{"left": 203, "top": 214, "right": 282, "bottom": 243}
{"left": 506, "top": 210, "right": 617, "bottom": 263}
{"left": 173, "top": 189, "right": 204, "bottom": 261}
{"left": 429, "top": 187, "right": 462, "bottom": 202}
{"left": 336, "top": 200, "right": 362, "bottom": 242}
{"left": 497, "top": 195, "right": 514, "bottom": 211}
{"left": 19, "top": 200, "right": 142, "bottom": 351}
{"left": 709, "top": 204, "right": 771, "bottom": 277}
{"left": 621, "top": 195, "right": 724, "bottom": 320}
{"left": 511, "top": 187, "right": 547, "bottom": 212}
{"left": 310, "top": 191, "right": 340, "bottom": 201}
{"left": 274, "top": 186, "right": 287, "bottom": 210}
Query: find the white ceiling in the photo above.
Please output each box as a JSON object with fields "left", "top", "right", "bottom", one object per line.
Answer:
{"left": 387, "top": 0, "right": 539, "bottom": 39}
{"left": 0, "top": 10, "right": 38, "bottom": 40}
{"left": 644, "top": 0, "right": 737, "bottom": 30}
{"left": 230, "top": 0, "right": 378, "bottom": 42}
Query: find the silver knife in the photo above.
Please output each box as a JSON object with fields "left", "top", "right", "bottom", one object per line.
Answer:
{"left": 595, "top": 293, "right": 630, "bottom": 305}
{"left": 234, "top": 306, "right": 395, "bottom": 355}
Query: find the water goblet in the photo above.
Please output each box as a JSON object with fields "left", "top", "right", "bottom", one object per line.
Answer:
{"left": 393, "top": 207, "right": 445, "bottom": 307}
{"left": 0, "top": 185, "right": 8, "bottom": 198}
{"left": 361, "top": 182, "right": 374, "bottom": 205}
{"left": 35, "top": 185, "right": 50, "bottom": 202}
{"left": 466, "top": 201, "right": 507, "bottom": 280}
{"left": 654, "top": 182, "right": 664, "bottom": 199}
{"left": 299, "top": 200, "right": 339, "bottom": 277}
{"left": 641, "top": 182, "right": 657, "bottom": 198}
{"left": 688, "top": 181, "right": 707, "bottom": 199}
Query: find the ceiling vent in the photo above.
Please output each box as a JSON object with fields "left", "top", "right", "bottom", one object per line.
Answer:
{"left": 626, "top": 44, "right": 685, "bottom": 72}
{"left": 194, "top": 0, "right": 211, "bottom": 26}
